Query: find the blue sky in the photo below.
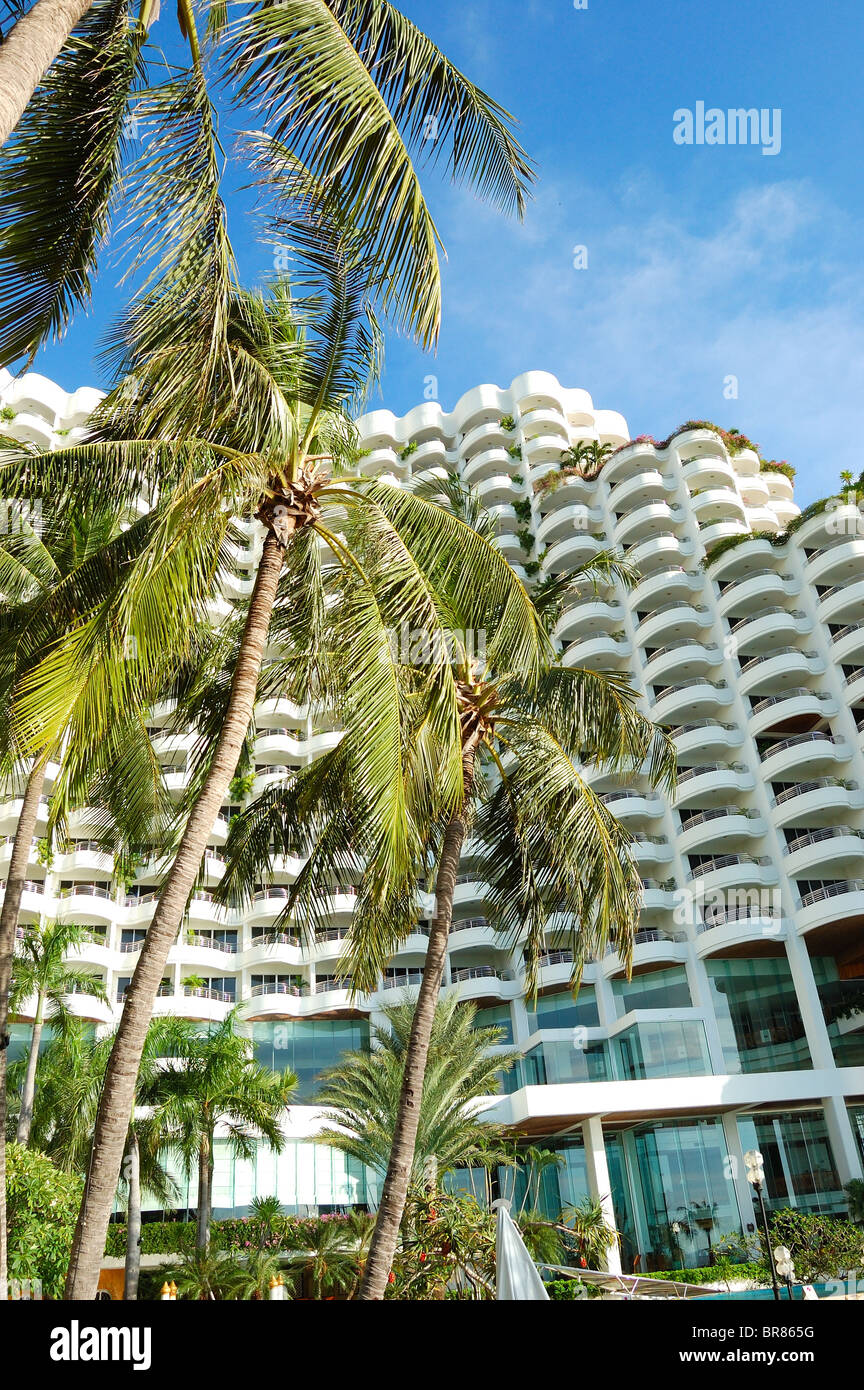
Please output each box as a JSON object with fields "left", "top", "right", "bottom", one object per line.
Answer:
{"left": 30, "top": 0, "right": 864, "bottom": 504}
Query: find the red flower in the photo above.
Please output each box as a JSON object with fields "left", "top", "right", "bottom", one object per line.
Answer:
{"left": 388, "top": 1271, "right": 396, "bottom": 1285}
{"left": 419, "top": 1252, "right": 427, "bottom": 1263}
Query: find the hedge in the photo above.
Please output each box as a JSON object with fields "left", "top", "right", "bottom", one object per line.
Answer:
{"left": 105, "top": 1212, "right": 358, "bottom": 1258}
{"left": 640, "top": 1262, "right": 763, "bottom": 1286}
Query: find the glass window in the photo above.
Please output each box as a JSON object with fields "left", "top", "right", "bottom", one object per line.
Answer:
{"left": 612, "top": 967, "right": 691, "bottom": 1015}
{"left": 737, "top": 1110, "right": 845, "bottom": 1215}
{"left": 526, "top": 985, "right": 599, "bottom": 1032}
{"left": 706, "top": 957, "right": 812, "bottom": 1073}
{"left": 811, "top": 958, "right": 864, "bottom": 1068}
{"left": 252, "top": 1018, "right": 370, "bottom": 1102}
{"left": 471, "top": 1002, "right": 514, "bottom": 1043}
{"left": 628, "top": 1118, "right": 742, "bottom": 1270}
{"left": 612, "top": 1020, "right": 711, "bottom": 1080}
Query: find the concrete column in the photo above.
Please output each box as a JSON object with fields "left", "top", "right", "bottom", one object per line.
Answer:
{"left": 784, "top": 931, "right": 835, "bottom": 1069}
{"left": 822, "top": 1094, "right": 864, "bottom": 1186}
{"left": 721, "top": 1111, "right": 758, "bottom": 1236}
{"left": 581, "top": 1115, "right": 622, "bottom": 1274}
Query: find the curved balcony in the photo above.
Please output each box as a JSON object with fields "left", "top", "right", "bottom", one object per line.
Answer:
{"left": 729, "top": 608, "right": 811, "bottom": 653}
{"left": 561, "top": 633, "right": 631, "bottom": 671}
{"left": 534, "top": 472, "right": 595, "bottom": 513}
{"left": 634, "top": 600, "right": 711, "bottom": 649}
{"left": 784, "top": 827, "right": 864, "bottom": 877}
{"left": 172, "top": 933, "right": 240, "bottom": 970}
{"left": 699, "top": 519, "right": 752, "bottom": 552}
{"left": 674, "top": 763, "right": 754, "bottom": 806}
{"left": 642, "top": 640, "right": 721, "bottom": 686}
{"left": 554, "top": 599, "right": 624, "bottom": 645}
{"left": 543, "top": 531, "right": 604, "bottom": 575}
{"left": 670, "top": 720, "right": 743, "bottom": 760}
{"left": 0, "top": 835, "right": 39, "bottom": 871}
{"left": 151, "top": 986, "right": 235, "bottom": 1023}
{"left": 624, "top": 533, "right": 694, "bottom": 573}
{"left": 686, "top": 853, "right": 775, "bottom": 896}
{"left": 601, "top": 440, "right": 660, "bottom": 487}
{"left": 359, "top": 446, "right": 401, "bottom": 479}
{"left": 0, "top": 797, "right": 49, "bottom": 836}
{"left": 681, "top": 455, "right": 739, "bottom": 493}
{"left": 535, "top": 503, "right": 603, "bottom": 548}
{"left": 405, "top": 437, "right": 448, "bottom": 471}
{"left": 55, "top": 882, "right": 117, "bottom": 924}
{"left": 62, "top": 986, "right": 114, "bottom": 1025}
{"left": 759, "top": 732, "right": 850, "bottom": 782}
{"left": 462, "top": 447, "right": 515, "bottom": 488}
{"left": 678, "top": 808, "right": 765, "bottom": 855}
{"left": 598, "top": 790, "right": 664, "bottom": 821}
{"left": 522, "top": 433, "right": 570, "bottom": 464}
{"left": 805, "top": 537, "right": 864, "bottom": 587}
{"left": 831, "top": 620, "right": 864, "bottom": 663}
{"left": 613, "top": 501, "right": 684, "bottom": 548}
{"left": 715, "top": 567, "right": 798, "bottom": 616}
{"left": 606, "top": 468, "right": 671, "bottom": 513}
{"left": 739, "top": 474, "right": 770, "bottom": 507}
{"left": 696, "top": 906, "right": 784, "bottom": 957}
{"left": 472, "top": 473, "right": 518, "bottom": 508}
{"left": 650, "top": 679, "right": 732, "bottom": 724}
{"left": 630, "top": 566, "right": 702, "bottom": 610}
{"left": 604, "top": 928, "right": 688, "bottom": 973}
{"left": 630, "top": 834, "right": 674, "bottom": 866}
{"left": 772, "top": 778, "right": 860, "bottom": 824}
{"left": 817, "top": 575, "right": 864, "bottom": 623}
{"left": 446, "top": 965, "right": 511, "bottom": 1004}
{"left": 518, "top": 404, "right": 570, "bottom": 438}
{"left": 52, "top": 844, "right": 117, "bottom": 878}
{"left": 795, "top": 880, "right": 864, "bottom": 936}
{"left": 708, "top": 536, "right": 789, "bottom": 586}
{"left": 736, "top": 647, "right": 824, "bottom": 695}
{"left": 689, "top": 485, "right": 747, "bottom": 524}
{"left": 748, "top": 688, "right": 836, "bottom": 736}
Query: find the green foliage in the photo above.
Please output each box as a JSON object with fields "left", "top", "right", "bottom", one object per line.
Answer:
{"left": 398, "top": 440, "right": 418, "bottom": 461}
{"left": 513, "top": 497, "right": 533, "bottom": 523}
{"left": 641, "top": 1262, "right": 763, "bottom": 1286}
{"left": 516, "top": 526, "right": 534, "bottom": 554}
{"left": 760, "top": 459, "right": 796, "bottom": 481}
{"left": 545, "top": 1277, "right": 599, "bottom": 1299}
{"left": 499, "top": 414, "right": 516, "bottom": 432}
{"left": 0, "top": 405, "right": 16, "bottom": 421}
{"left": 511, "top": 473, "right": 524, "bottom": 485}
{"left": 5, "top": 1143, "right": 83, "bottom": 1298}
{"left": 845, "top": 1179, "right": 864, "bottom": 1225}
{"left": 228, "top": 771, "right": 256, "bottom": 800}
{"left": 762, "top": 1208, "right": 864, "bottom": 1283}
{"left": 507, "top": 443, "right": 522, "bottom": 460}
{"left": 35, "top": 836, "right": 54, "bottom": 867}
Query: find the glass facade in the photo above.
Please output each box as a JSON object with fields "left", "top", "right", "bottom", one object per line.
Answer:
{"left": 626, "top": 1118, "right": 741, "bottom": 1270}
{"left": 811, "top": 958, "right": 864, "bottom": 1068}
{"left": 161, "top": 1138, "right": 369, "bottom": 1217}
{"left": 612, "top": 967, "right": 691, "bottom": 1016}
{"left": 706, "top": 957, "right": 812, "bottom": 1073}
{"left": 503, "top": 1038, "right": 611, "bottom": 1089}
{"left": 526, "top": 985, "right": 599, "bottom": 1032}
{"left": 252, "top": 1018, "right": 369, "bottom": 1102}
{"left": 612, "top": 1020, "right": 711, "bottom": 1080}
{"left": 472, "top": 1002, "right": 515, "bottom": 1044}
{"left": 737, "top": 1110, "right": 845, "bottom": 1215}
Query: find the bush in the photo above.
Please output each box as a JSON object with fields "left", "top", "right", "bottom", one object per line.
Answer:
{"left": 761, "top": 1209, "right": 864, "bottom": 1283}
{"left": 104, "top": 1212, "right": 360, "bottom": 1259}
{"left": 641, "top": 1262, "right": 763, "bottom": 1286}
{"left": 6, "top": 1144, "right": 83, "bottom": 1299}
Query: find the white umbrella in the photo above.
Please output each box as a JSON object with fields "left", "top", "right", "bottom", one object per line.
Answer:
{"left": 493, "top": 1200, "right": 550, "bottom": 1301}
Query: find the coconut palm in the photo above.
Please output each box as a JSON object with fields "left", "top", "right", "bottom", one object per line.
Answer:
{"left": 151, "top": 1010, "right": 296, "bottom": 1253}
{"left": 0, "top": 0, "right": 532, "bottom": 363}
{"left": 0, "top": 241, "right": 547, "bottom": 1297}
{"left": 317, "top": 994, "right": 517, "bottom": 1186}
{"left": 9, "top": 919, "right": 107, "bottom": 1144}
{"left": 9, "top": 1017, "right": 184, "bottom": 1298}
{"left": 0, "top": 499, "right": 179, "bottom": 1290}
{"left": 282, "top": 1217, "right": 361, "bottom": 1301}
{"left": 561, "top": 1195, "right": 619, "bottom": 1270}
{"left": 559, "top": 440, "right": 615, "bottom": 479}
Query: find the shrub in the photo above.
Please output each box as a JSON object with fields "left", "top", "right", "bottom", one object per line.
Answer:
{"left": 640, "top": 1262, "right": 763, "bottom": 1286}
{"left": 6, "top": 1144, "right": 83, "bottom": 1299}
{"left": 760, "top": 459, "right": 796, "bottom": 481}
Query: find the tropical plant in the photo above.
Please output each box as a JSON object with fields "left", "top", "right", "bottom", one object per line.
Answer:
{"left": 0, "top": 498, "right": 174, "bottom": 1290}
{"left": 845, "top": 1178, "right": 864, "bottom": 1226}
{"left": 4, "top": 1139, "right": 82, "bottom": 1299}
{"left": 151, "top": 1009, "right": 296, "bottom": 1253}
{"left": 9, "top": 918, "right": 108, "bottom": 1145}
{"left": 283, "top": 1215, "right": 363, "bottom": 1300}
{"left": 561, "top": 1195, "right": 619, "bottom": 1270}
{"left": 0, "top": 0, "right": 532, "bottom": 365}
{"left": 759, "top": 1207, "right": 864, "bottom": 1284}
{"left": 317, "top": 994, "right": 517, "bottom": 1184}
{"left": 155, "top": 1247, "right": 239, "bottom": 1302}
{"left": 9, "top": 1017, "right": 185, "bottom": 1299}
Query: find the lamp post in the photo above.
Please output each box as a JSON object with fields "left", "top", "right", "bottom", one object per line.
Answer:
{"left": 744, "top": 1150, "right": 780, "bottom": 1302}
{"left": 269, "top": 1273, "right": 287, "bottom": 1301}
{"left": 774, "top": 1246, "right": 796, "bottom": 1301}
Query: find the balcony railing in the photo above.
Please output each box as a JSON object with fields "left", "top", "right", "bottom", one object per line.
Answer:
{"left": 773, "top": 778, "right": 853, "bottom": 806}
{"left": 799, "top": 880, "right": 864, "bottom": 908}
{"left": 761, "top": 731, "right": 840, "bottom": 760}
{"left": 249, "top": 981, "right": 308, "bottom": 998}
{"left": 450, "top": 965, "right": 504, "bottom": 983}
{"left": 785, "top": 826, "right": 864, "bottom": 854}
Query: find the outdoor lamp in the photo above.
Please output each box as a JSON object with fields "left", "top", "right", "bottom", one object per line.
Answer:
{"left": 744, "top": 1150, "right": 780, "bottom": 1302}
{"left": 774, "top": 1245, "right": 795, "bottom": 1301}
{"left": 269, "top": 1273, "right": 287, "bottom": 1301}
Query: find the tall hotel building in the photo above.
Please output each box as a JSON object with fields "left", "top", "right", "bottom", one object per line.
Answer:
{"left": 3, "top": 366, "right": 864, "bottom": 1272}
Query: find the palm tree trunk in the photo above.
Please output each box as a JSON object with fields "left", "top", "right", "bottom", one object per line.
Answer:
{"left": 0, "top": 0, "right": 94, "bottom": 148}
{"left": 15, "top": 994, "right": 43, "bottom": 1145}
{"left": 0, "top": 757, "right": 47, "bottom": 1297}
{"left": 358, "top": 746, "right": 477, "bottom": 1301}
{"left": 196, "top": 1133, "right": 212, "bottom": 1253}
{"left": 123, "top": 1131, "right": 141, "bottom": 1301}
{"left": 64, "top": 532, "right": 284, "bottom": 1300}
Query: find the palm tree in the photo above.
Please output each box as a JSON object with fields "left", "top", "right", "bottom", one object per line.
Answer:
{"left": 153, "top": 1010, "right": 296, "bottom": 1253}
{"left": 317, "top": 994, "right": 517, "bottom": 1188}
{"left": 0, "top": 0, "right": 532, "bottom": 364}
{"left": 559, "top": 440, "right": 616, "bottom": 479}
{"left": 9, "top": 919, "right": 107, "bottom": 1145}
{"left": 561, "top": 1195, "right": 620, "bottom": 1270}
{"left": 0, "top": 263, "right": 546, "bottom": 1297}
{"left": 283, "top": 1218, "right": 360, "bottom": 1301}
{"left": 0, "top": 498, "right": 178, "bottom": 1291}
{"left": 9, "top": 1018, "right": 183, "bottom": 1299}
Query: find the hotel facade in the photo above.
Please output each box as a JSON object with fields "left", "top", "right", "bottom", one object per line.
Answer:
{"left": 4, "top": 366, "right": 864, "bottom": 1273}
